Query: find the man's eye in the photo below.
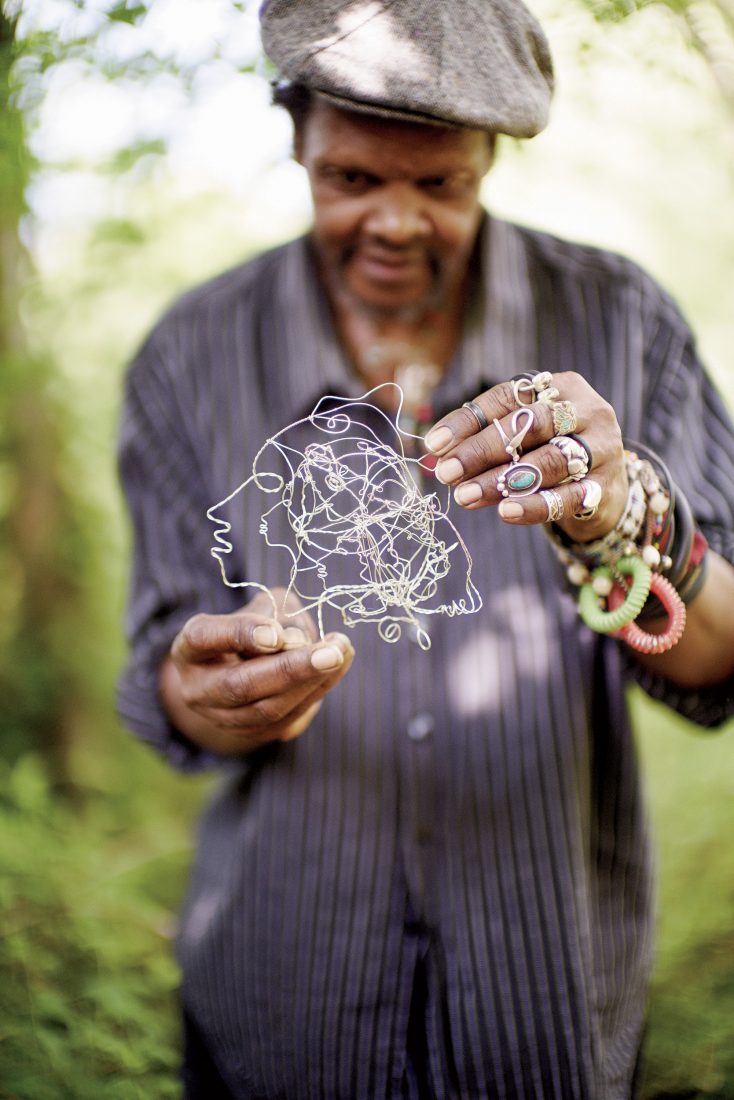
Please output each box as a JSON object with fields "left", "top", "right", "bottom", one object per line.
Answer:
{"left": 422, "top": 177, "right": 469, "bottom": 197}
{"left": 423, "top": 177, "right": 461, "bottom": 195}
{"left": 339, "top": 169, "right": 369, "bottom": 188}
{"left": 319, "top": 166, "right": 372, "bottom": 190}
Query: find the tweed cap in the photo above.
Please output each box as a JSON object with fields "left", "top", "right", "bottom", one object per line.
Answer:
{"left": 260, "top": 0, "right": 554, "bottom": 138}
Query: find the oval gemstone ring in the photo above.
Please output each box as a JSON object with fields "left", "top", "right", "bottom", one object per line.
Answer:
{"left": 497, "top": 462, "right": 543, "bottom": 497}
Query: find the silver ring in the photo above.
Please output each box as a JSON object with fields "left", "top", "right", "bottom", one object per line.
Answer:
{"left": 493, "top": 418, "right": 516, "bottom": 460}
{"left": 551, "top": 400, "right": 578, "bottom": 436}
{"left": 532, "top": 371, "right": 554, "bottom": 392}
{"left": 540, "top": 488, "right": 565, "bottom": 522}
{"left": 537, "top": 386, "right": 561, "bottom": 406}
{"left": 510, "top": 371, "right": 558, "bottom": 408}
{"left": 494, "top": 408, "right": 535, "bottom": 463}
{"left": 574, "top": 478, "right": 603, "bottom": 520}
{"left": 548, "top": 435, "right": 589, "bottom": 482}
{"left": 509, "top": 407, "right": 534, "bottom": 447}
{"left": 566, "top": 433, "right": 593, "bottom": 471}
{"left": 511, "top": 377, "right": 536, "bottom": 407}
{"left": 462, "top": 400, "right": 489, "bottom": 432}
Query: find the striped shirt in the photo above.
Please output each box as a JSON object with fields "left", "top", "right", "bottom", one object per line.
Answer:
{"left": 118, "top": 214, "right": 734, "bottom": 1099}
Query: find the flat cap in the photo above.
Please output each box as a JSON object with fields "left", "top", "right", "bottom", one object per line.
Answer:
{"left": 260, "top": 0, "right": 554, "bottom": 138}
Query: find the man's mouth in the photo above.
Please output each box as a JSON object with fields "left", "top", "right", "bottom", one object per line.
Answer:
{"left": 354, "top": 247, "right": 427, "bottom": 283}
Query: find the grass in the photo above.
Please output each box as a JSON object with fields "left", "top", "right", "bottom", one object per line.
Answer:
{"left": 0, "top": 733, "right": 208, "bottom": 1100}
{"left": 0, "top": 691, "right": 732, "bottom": 1099}
{"left": 632, "top": 688, "right": 734, "bottom": 1099}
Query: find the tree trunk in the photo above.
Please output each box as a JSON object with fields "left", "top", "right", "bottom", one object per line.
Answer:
{"left": 1, "top": 9, "right": 80, "bottom": 790}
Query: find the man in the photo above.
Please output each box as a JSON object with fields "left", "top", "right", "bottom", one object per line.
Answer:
{"left": 117, "top": 2, "right": 734, "bottom": 1096}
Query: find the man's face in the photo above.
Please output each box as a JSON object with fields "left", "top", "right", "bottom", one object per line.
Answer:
{"left": 295, "top": 100, "right": 494, "bottom": 315}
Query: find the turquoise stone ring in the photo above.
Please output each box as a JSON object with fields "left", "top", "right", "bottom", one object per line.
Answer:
{"left": 498, "top": 462, "right": 543, "bottom": 498}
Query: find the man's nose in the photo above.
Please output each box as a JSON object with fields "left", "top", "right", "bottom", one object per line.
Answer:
{"left": 363, "top": 185, "right": 430, "bottom": 244}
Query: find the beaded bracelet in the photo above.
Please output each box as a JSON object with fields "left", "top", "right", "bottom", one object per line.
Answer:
{"left": 545, "top": 441, "right": 702, "bottom": 653}
{"left": 636, "top": 480, "right": 706, "bottom": 621}
{"left": 546, "top": 451, "right": 667, "bottom": 579}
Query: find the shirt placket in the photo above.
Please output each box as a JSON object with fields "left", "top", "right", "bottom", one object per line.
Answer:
{"left": 398, "top": 612, "right": 441, "bottom": 919}
{"left": 390, "top": 400, "right": 444, "bottom": 921}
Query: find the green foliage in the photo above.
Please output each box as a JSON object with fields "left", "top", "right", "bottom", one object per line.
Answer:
{"left": 106, "top": 138, "right": 167, "bottom": 176}
{"left": 0, "top": 345, "right": 101, "bottom": 768}
{"left": 106, "top": 1, "right": 150, "bottom": 26}
{"left": 1, "top": 16, "right": 28, "bottom": 228}
{"left": 633, "top": 692, "right": 734, "bottom": 1098}
{"left": 0, "top": 1, "right": 732, "bottom": 1096}
{"left": 580, "top": 0, "right": 673, "bottom": 18}
{"left": 1, "top": 697, "right": 732, "bottom": 1098}
{"left": 1, "top": 9, "right": 94, "bottom": 773}
{"left": 579, "top": 0, "right": 725, "bottom": 21}
{"left": 576, "top": 0, "right": 734, "bottom": 110}
{"left": 0, "top": 737, "right": 209, "bottom": 1100}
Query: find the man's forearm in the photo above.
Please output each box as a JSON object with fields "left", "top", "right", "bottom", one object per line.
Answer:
{"left": 630, "top": 551, "right": 734, "bottom": 688}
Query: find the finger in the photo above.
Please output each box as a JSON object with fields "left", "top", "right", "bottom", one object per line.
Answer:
{"left": 496, "top": 479, "right": 605, "bottom": 528}
{"left": 195, "top": 682, "right": 329, "bottom": 743}
{"left": 190, "top": 681, "right": 323, "bottom": 731}
{"left": 186, "top": 633, "right": 354, "bottom": 709}
{"left": 424, "top": 381, "right": 518, "bottom": 455}
{"left": 282, "top": 626, "right": 312, "bottom": 649}
{"left": 426, "top": 369, "right": 607, "bottom": 475}
{"left": 434, "top": 400, "right": 567, "bottom": 486}
{"left": 451, "top": 441, "right": 573, "bottom": 508}
{"left": 185, "top": 639, "right": 355, "bottom": 730}
{"left": 279, "top": 605, "right": 319, "bottom": 642}
{"left": 249, "top": 586, "right": 318, "bottom": 642}
{"left": 172, "top": 611, "right": 286, "bottom": 664}
{"left": 275, "top": 650, "right": 357, "bottom": 739}
{"left": 278, "top": 699, "right": 324, "bottom": 742}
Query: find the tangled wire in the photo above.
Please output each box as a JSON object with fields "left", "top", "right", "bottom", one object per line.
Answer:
{"left": 207, "top": 385, "right": 481, "bottom": 649}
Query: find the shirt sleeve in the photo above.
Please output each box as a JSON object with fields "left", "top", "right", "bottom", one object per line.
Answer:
{"left": 116, "top": 323, "right": 239, "bottom": 770}
{"left": 624, "top": 282, "right": 734, "bottom": 729}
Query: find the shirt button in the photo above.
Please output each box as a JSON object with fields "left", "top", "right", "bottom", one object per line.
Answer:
{"left": 407, "top": 713, "right": 434, "bottom": 742}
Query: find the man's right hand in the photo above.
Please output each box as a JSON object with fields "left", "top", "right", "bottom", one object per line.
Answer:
{"left": 159, "top": 590, "right": 354, "bottom": 757}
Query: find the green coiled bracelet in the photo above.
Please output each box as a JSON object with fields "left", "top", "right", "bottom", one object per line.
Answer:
{"left": 577, "top": 555, "right": 653, "bottom": 634}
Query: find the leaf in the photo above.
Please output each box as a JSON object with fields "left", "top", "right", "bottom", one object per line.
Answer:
{"left": 105, "top": 137, "right": 167, "bottom": 175}
{"left": 105, "top": 2, "right": 148, "bottom": 27}
{"left": 8, "top": 753, "right": 49, "bottom": 813}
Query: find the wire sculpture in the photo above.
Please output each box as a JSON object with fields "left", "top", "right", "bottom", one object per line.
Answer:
{"left": 207, "top": 384, "right": 482, "bottom": 650}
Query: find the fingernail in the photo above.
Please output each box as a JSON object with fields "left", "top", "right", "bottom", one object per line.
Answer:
{"left": 311, "top": 645, "right": 344, "bottom": 671}
{"left": 454, "top": 482, "right": 482, "bottom": 505}
{"left": 499, "top": 500, "right": 524, "bottom": 520}
{"left": 253, "top": 624, "right": 279, "bottom": 649}
{"left": 436, "top": 457, "right": 463, "bottom": 485}
{"left": 282, "top": 627, "right": 308, "bottom": 649}
{"left": 424, "top": 425, "right": 453, "bottom": 453}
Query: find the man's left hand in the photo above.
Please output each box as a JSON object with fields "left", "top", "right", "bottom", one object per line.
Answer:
{"left": 424, "top": 371, "right": 627, "bottom": 542}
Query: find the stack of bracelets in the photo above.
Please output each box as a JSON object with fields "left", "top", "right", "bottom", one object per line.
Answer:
{"left": 545, "top": 441, "right": 709, "bottom": 655}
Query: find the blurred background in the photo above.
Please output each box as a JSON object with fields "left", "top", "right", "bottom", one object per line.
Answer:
{"left": 1, "top": 0, "right": 733, "bottom": 1096}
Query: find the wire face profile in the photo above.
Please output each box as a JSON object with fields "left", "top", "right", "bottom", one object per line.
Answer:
{"left": 207, "top": 384, "right": 482, "bottom": 650}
